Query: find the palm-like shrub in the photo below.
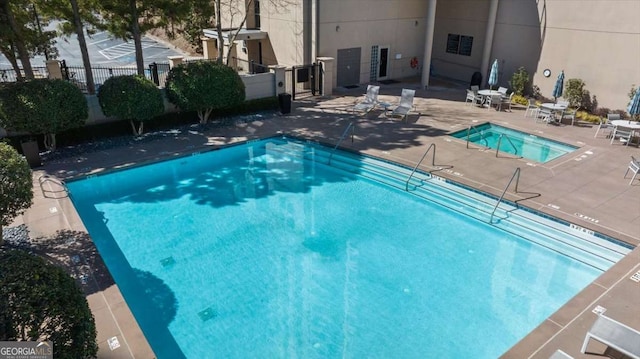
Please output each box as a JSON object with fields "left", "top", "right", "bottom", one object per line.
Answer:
{"left": 165, "top": 61, "right": 246, "bottom": 124}
{"left": 0, "top": 79, "right": 88, "bottom": 151}
{"left": 0, "top": 143, "right": 33, "bottom": 244}
{"left": 98, "top": 75, "right": 164, "bottom": 135}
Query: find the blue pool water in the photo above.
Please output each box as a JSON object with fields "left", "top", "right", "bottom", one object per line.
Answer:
{"left": 67, "top": 137, "right": 627, "bottom": 359}
{"left": 450, "top": 123, "right": 578, "bottom": 163}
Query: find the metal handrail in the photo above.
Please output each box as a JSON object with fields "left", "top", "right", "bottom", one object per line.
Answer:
{"left": 38, "top": 174, "right": 69, "bottom": 198}
{"left": 495, "top": 134, "right": 518, "bottom": 157}
{"left": 405, "top": 143, "right": 436, "bottom": 191}
{"left": 328, "top": 121, "right": 355, "bottom": 164}
{"left": 466, "top": 125, "right": 488, "bottom": 148}
{"left": 489, "top": 167, "right": 521, "bottom": 224}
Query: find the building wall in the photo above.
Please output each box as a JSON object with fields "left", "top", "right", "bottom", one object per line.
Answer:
{"left": 317, "top": 0, "right": 426, "bottom": 86}
{"left": 259, "top": 0, "right": 306, "bottom": 66}
{"left": 305, "top": 0, "right": 640, "bottom": 110}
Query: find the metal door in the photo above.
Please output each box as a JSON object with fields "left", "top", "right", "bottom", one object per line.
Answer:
{"left": 336, "top": 47, "right": 361, "bottom": 87}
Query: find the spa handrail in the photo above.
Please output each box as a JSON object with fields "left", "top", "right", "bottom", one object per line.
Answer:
{"left": 466, "top": 125, "right": 488, "bottom": 148}
{"left": 496, "top": 134, "right": 518, "bottom": 157}
{"left": 405, "top": 143, "right": 436, "bottom": 191}
{"left": 328, "top": 121, "right": 355, "bottom": 164}
{"left": 489, "top": 167, "right": 520, "bottom": 224}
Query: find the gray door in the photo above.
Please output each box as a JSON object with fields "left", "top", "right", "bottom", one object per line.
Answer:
{"left": 337, "top": 47, "right": 361, "bottom": 87}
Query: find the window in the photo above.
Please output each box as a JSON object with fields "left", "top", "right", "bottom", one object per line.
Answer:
{"left": 254, "top": 0, "right": 261, "bottom": 29}
{"left": 446, "top": 33, "right": 473, "bottom": 56}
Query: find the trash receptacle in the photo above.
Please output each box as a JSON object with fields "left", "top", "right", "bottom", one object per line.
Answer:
{"left": 278, "top": 93, "right": 292, "bottom": 114}
{"left": 470, "top": 71, "right": 482, "bottom": 89}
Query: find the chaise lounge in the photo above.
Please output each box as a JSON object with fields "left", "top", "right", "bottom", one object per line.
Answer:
{"left": 581, "top": 314, "right": 640, "bottom": 359}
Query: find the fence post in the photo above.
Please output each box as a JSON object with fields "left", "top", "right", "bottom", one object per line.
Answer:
{"left": 311, "top": 63, "right": 316, "bottom": 96}
{"left": 46, "top": 60, "right": 63, "bottom": 79}
{"left": 60, "top": 60, "right": 70, "bottom": 81}
{"left": 316, "top": 57, "right": 334, "bottom": 96}
{"left": 149, "top": 62, "right": 159, "bottom": 85}
{"left": 168, "top": 56, "right": 184, "bottom": 69}
{"left": 292, "top": 66, "right": 297, "bottom": 100}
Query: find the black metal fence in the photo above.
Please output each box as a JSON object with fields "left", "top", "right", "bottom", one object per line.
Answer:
{"left": 285, "top": 62, "right": 322, "bottom": 100}
{"left": 0, "top": 66, "right": 49, "bottom": 82}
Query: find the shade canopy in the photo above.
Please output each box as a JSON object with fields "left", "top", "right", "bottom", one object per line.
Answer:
{"left": 628, "top": 88, "right": 640, "bottom": 116}
{"left": 488, "top": 59, "right": 499, "bottom": 89}
{"left": 552, "top": 71, "right": 565, "bottom": 100}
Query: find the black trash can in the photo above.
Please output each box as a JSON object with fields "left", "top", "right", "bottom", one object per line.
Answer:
{"left": 278, "top": 93, "right": 292, "bottom": 114}
{"left": 470, "top": 71, "right": 483, "bottom": 89}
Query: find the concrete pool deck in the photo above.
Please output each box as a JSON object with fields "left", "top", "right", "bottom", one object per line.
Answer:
{"left": 8, "top": 78, "right": 639, "bottom": 358}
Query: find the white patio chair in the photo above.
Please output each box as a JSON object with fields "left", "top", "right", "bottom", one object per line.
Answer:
{"left": 390, "top": 88, "right": 416, "bottom": 122}
{"left": 549, "top": 349, "right": 573, "bottom": 359}
{"left": 470, "top": 85, "right": 479, "bottom": 92}
{"left": 581, "top": 314, "right": 640, "bottom": 358}
{"left": 353, "top": 85, "right": 380, "bottom": 115}
{"left": 557, "top": 100, "right": 570, "bottom": 108}
{"left": 594, "top": 116, "right": 615, "bottom": 138}
{"left": 498, "top": 86, "right": 508, "bottom": 96}
{"left": 524, "top": 98, "right": 540, "bottom": 118}
{"left": 486, "top": 94, "right": 502, "bottom": 111}
{"left": 536, "top": 107, "right": 555, "bottom": 124}
{"left": 624, "top": 156, "right": 640, "bottom": 185}
{"left": 560, "top": 109, "right": 577, "bottom": 125}
{"left": 610, "top": 126, "right": 633, "bottom": 146}
{"left": 500, "top": 92, "right": 514, "bottom": 111}
{"left": 465, "top": 89, "right": 482, "bottom": 106}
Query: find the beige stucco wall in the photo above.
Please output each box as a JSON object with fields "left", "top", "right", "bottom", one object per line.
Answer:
{"left": 259, "top": 0, "right": 306, "bottom": 66}
{"left": 317, "top": 0, "right": 426, "bottom": 85}
{"left": 305, "top": 0, "right": 640, "bottom": 111}
{"left": 526, "top": 0, "right": 639, "bottom": 110}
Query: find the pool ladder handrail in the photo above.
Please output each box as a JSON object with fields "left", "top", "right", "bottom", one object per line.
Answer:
{"left": 489, "top": 167, "right": 520, "bottom": 224}
{"left": 466, "top": 125, "right": 489, "bottom": 149}
{"left": 405, "top": 143, "right": 436, "bottom": 191}
{"left": 328, "top": 121, "right": 355, "bottom": 164}
{"left": 495, "top": 133, "right": 519, "bottom": 157}
{"left": 38, "top": 174, "right": 69, "bottom": 198}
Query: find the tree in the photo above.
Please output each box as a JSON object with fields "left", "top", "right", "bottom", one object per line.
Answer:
{"left": 40, "top": 0, "right": 103, "bottom": 94}
{"left": 99, "top": 0, "right": 191, "bottom": 75}
{"left": 97, "top": 75, "right": 164, "bottom": 135}
{"left": 165, "top": 61, "right": 245, "bottom": 123}
{"left": 0, "top": 143, "right": 33, "bottom": 245}
{"left": 0, "top": 0, "right": 57, "bottom": 79}
{"left": 509, "top": 67, "right": 529, "bottom": 96}
{"left": 0, "top": 250, "right": 98, "bottom": 359}
{"left": 0, "top": 79, "right": 88, "bottom": 151}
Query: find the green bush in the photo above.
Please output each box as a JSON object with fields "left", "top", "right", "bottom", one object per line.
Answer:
{"left": 0, "top": 79, "right": 88, "bottom": 151}
{"left": 509, "top": 67, "right": 529, "bottom": 96}
{"left": 511, "top": 94, "right": 529, "bottom": 106}
{"left": 564, "top": 78, "right": 588, "bottom": 110}
{"left": 0, "top": 250, "right": 98, "bottom": 359}
{"left": 98, "top": 75, "right": 164, "bottom": 135}
{"left": 165, "top": 61, "right": 246, "bottom": 124}
{"left": 0, "top": 143, "right": 33, "bottom": 244}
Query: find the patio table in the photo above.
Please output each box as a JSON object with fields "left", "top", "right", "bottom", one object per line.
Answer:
{"left": 610, "top": 120, "right": 640, "bottom": 146}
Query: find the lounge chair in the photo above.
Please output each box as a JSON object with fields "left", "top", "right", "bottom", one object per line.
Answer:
{"left": 390, "top": 88, "right": 416, "bottom": 122}
{"left": 581, "top": 314, "right": 640, "bottom": 359}
{"left": 549, "top": 349, "right": 573, "bottom": 359}
{"left": 353, "top": 85, "right": 380, "bottom": 115}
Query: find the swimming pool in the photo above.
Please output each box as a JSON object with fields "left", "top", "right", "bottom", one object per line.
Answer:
{"left": 450, "top": 123, "right": 578, "bottom": 163}
{"left": 67, "top": 137, "right": 630, "bottom": 358}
